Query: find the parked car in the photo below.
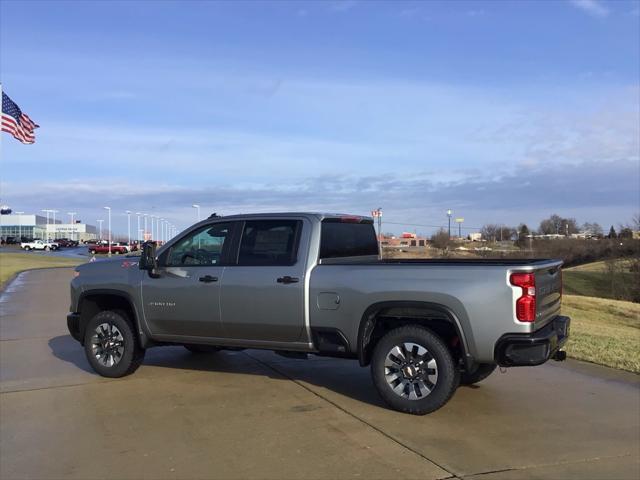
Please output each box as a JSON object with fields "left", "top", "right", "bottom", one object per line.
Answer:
{"left": 88, "top": 242, "right": 129, "bottom": 255}
{"left": 68, "top": 213, "right": 569, "bottom": 415}
{"left": 21, "top": 239, "right": 59, "bottom": 251}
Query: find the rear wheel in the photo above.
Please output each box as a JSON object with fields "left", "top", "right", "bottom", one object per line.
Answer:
{"left": 90, "top": 249, "right": 96, "bottom": 254}
{"left": 24, "top": 246, "right": 31, "bottom": 251}
{"left": 371, "top": 325, "right": 459, "bottom": 415}
{"left": 184, "top": 344, "right": 220, "bottom": 354}
{"left": 83, "top": 310, "right": 145, "bottom": 378}
{"left": 44, "top": 246, "right": 50, "bottom": 251}
{"left": 460, "top": 364, "right": 497, "bottom": 386}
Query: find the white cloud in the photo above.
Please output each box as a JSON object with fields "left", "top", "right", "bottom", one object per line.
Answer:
{"left": 329, "top": 1, "right": 358, "bottom": 13}
{"left": 569, "top": 0, "right": 609, "bottom": 18}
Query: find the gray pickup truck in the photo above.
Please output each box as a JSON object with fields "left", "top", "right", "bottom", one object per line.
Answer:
{"left": 68, "top": 212, "right": 570, "bottom": 414}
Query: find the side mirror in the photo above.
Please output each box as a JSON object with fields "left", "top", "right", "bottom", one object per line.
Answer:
{"left": 139, "top": 241, "right": 158, "bottom": 273}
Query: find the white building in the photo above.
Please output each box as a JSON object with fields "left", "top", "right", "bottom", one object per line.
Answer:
{"left": 1, "top": 213, "right": 97, "bottom": 242}
{"left": 46, "top": 223, "right": 98, "bottom": 242}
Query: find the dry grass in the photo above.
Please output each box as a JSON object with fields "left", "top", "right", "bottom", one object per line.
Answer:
{"left": 563, "top": 294, "right": 640, "bottom": 373}
{"left": 0, "top": 252, "right": 81, "bottom": 288}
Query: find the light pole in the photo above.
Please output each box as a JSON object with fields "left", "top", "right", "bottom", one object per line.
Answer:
{"left": 192, "top": 204, "right": 201, "bottom": 222}
{"left": 150, "top": 215, "right": 155, "bottom": 242}
{"left": 125, "top": 210, "right": 131, "bottom": 245}
{"left": 104, "top": 207, "right": 112, "bottom": 257}
{"left": 143, "top": 214, "right": 148, "bottom": 241}
{"left": 135, "top": 212, "right": 141, "bottom": 243}
{"left": 160, "top": 218, "right": 164, "bottom": 243}
{"left": 97, "top": 219, "right": 104, "bottom": 240}
{"left": 447, "top": 209, "right": 453, "bottom": 238}
{"left": 15, "top": 211, "right": 24, "bottom": 241}
{"left": 42, "top": 209, "right": 53, "bottom": 241}
{"left": 51, "top": 210, "right": 59, "bottom": 240}
{"left": 67, "top": 212, "right": 77, "bottom": 241}
{"left": 455, "top": 217, "right": 464, "bottom": 239}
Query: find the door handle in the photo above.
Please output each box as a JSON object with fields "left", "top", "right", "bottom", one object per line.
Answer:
{"left": 277, "top": 276, "right": 299, "bottom": 284}
{"left": 199, "top": 275, "right": 218, "bottom": 283}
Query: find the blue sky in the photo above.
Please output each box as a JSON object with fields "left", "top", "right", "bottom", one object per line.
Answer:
{"left": 1, "top": 0, "right": 639, "bottom": 236}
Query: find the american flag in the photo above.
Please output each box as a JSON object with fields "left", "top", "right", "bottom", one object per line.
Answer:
{"left": 2, "top": 91, "right": 39, "bottom": 144}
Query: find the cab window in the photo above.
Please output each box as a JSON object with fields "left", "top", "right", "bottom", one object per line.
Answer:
{"left": 165, "top": 222, "right": 232, "bottom": 266}
{"left": 237, "top": 220, "right": 300, "bottom": 266}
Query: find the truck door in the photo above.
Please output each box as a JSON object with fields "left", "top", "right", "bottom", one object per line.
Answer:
{"left": 220, "top": 219, "right": 307, "bottom": 342}
{"left": 141, "top": 222, "right": 236, "bottom": 338}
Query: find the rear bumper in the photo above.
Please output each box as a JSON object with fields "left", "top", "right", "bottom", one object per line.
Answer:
{"left": 495, "top": 316, "right": 570, "bottom": 367}
{"left": 67, "top": 312, "right": 82, "bottom": 342}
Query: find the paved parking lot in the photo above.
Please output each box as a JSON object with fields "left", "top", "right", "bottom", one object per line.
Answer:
{"left": 1, "top": 268, "right": 639, "bottom": 479}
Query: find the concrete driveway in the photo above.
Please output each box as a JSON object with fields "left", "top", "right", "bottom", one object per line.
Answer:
{"left": 1, "top": 268, "right": 638, "bottom": 479}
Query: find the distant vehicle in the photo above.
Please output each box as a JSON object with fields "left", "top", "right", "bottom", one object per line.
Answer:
{"left": 21, "top": 239, "right": 59, "bottom": 251}
{"left": 54, "top": 238, "right": 79, "bottom": 248}
{"left": 88, "top": 243, "right": 129, "bottom": 255}
{"left": 3, "top": 236, "right": 19, "bottom": 245}
{"left": 68, "top": 212, "right": 570, "bottom": 415}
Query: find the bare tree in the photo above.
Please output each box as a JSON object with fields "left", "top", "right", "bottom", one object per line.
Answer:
{"left": 539, "top": 214, "right": 578, "bottom": 235}
{"left": 430, "top": 229, "right": 451, "bottom": 250}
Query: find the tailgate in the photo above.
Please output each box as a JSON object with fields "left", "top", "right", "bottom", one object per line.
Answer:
{"left": 534, "top": 261, "right": 563, "bottom": 328}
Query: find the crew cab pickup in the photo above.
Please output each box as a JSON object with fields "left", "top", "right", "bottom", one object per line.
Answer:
{"left": 21, "top": 239, "right": 59, "bottom": 251}
{"left": 88, "top": 242, "right": 130, "bottom": 255}
{"left": 68, "top": 213, "right": 570, "bottom": 414}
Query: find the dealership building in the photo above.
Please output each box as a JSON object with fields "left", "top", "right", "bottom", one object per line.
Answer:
{"left": 0, "top": 213, "right": 97, "bottom": 242}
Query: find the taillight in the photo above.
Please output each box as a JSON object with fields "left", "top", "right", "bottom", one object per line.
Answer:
{"left": 510, "top": 272, "right": 536, "bottom": 322}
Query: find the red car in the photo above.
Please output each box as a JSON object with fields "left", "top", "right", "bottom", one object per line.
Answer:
{"left": 88, "top": 243, "right": 129, "bottom": 255}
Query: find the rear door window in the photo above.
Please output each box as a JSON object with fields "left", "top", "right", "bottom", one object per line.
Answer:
{"left": 237, "top": 220, "right": 301, "bottom": 266}
{"left": 320, "top": 221, "right": 379, "bottom": 258}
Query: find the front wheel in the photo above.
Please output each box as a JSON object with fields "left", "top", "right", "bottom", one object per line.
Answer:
{"left": 371, "top": 325, "right": 459, "bottom": 415}
{"left": 83, "top": 310, "right": 145, "bottom": 378}
{"left": 24, "top": 246, "right": 31, "bottom": 251}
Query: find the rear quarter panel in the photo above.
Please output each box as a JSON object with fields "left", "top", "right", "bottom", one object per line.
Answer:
{"left": 309, "top": 263, "right": 537, "bottom": 363}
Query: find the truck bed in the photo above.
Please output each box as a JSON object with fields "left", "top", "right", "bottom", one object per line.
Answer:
{"left": 320, "top": 257, "right": 558, "bottom": 266}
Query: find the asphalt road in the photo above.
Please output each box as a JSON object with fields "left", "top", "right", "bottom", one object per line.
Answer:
{"left": 1, "top": 268, "right": 639, "bottom": 480}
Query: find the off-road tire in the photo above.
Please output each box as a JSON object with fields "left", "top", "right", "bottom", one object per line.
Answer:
{"left": 184, "top": 344, "right": 220, "bottom": 354}
{"left": 83, "top": 310, "right": 145, "bottom": 378}
{"left": 371, "top": 325, "right": 459, "bottom": 415}
{"left": 460, "top": 364, "right": 497, "bottom": 386}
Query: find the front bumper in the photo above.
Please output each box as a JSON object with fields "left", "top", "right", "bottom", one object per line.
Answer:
{"left": 495, "top": 316, "right": 570, "bottom": 367}
{"left": 67, "top": 312, "right": 82, "bottom": 342}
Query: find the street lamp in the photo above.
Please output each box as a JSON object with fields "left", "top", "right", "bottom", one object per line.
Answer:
{"left": 103, "top": 207, "right": 112, "bottom": 257}
{"left": 192, "top": 204, "right": 200, "bottom": 222}
{"left": 150, "top": 215, "right": 155, "bottom": 241}
{"left": 160, "top": 218, "right": 164, "bottom": 243}
{"left": 125, "top": 210, "right": 131, "bottom": 245}
{"left": 15, "top": 211, "right": 24, "bottom": 241}
{"left": 447, "top": 209, "right": 453, "bottom": 238}
{"left": 97, "top": 219, "right": 104, "bottom": 240}
{"left": 51, "top": 210, "right": 59, "bottom": 240}
{"left": 42, "top": 209, "right": 53, "bottom": 241}
{"left": 135, "top": 212, "right": 141, "bottom": 243}
{"left": 67, "top": 212, "right": 77, "bottom": 241}
{"left": 143, "top": 214, "right": 148, "bottom": 241}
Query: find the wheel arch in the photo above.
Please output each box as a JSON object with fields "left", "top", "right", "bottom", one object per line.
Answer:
{"left": 356, "top": 300, "right": 474, "bottom": 369}
{"left": 77, "top": 289, "right": 147, "bottom": 348}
